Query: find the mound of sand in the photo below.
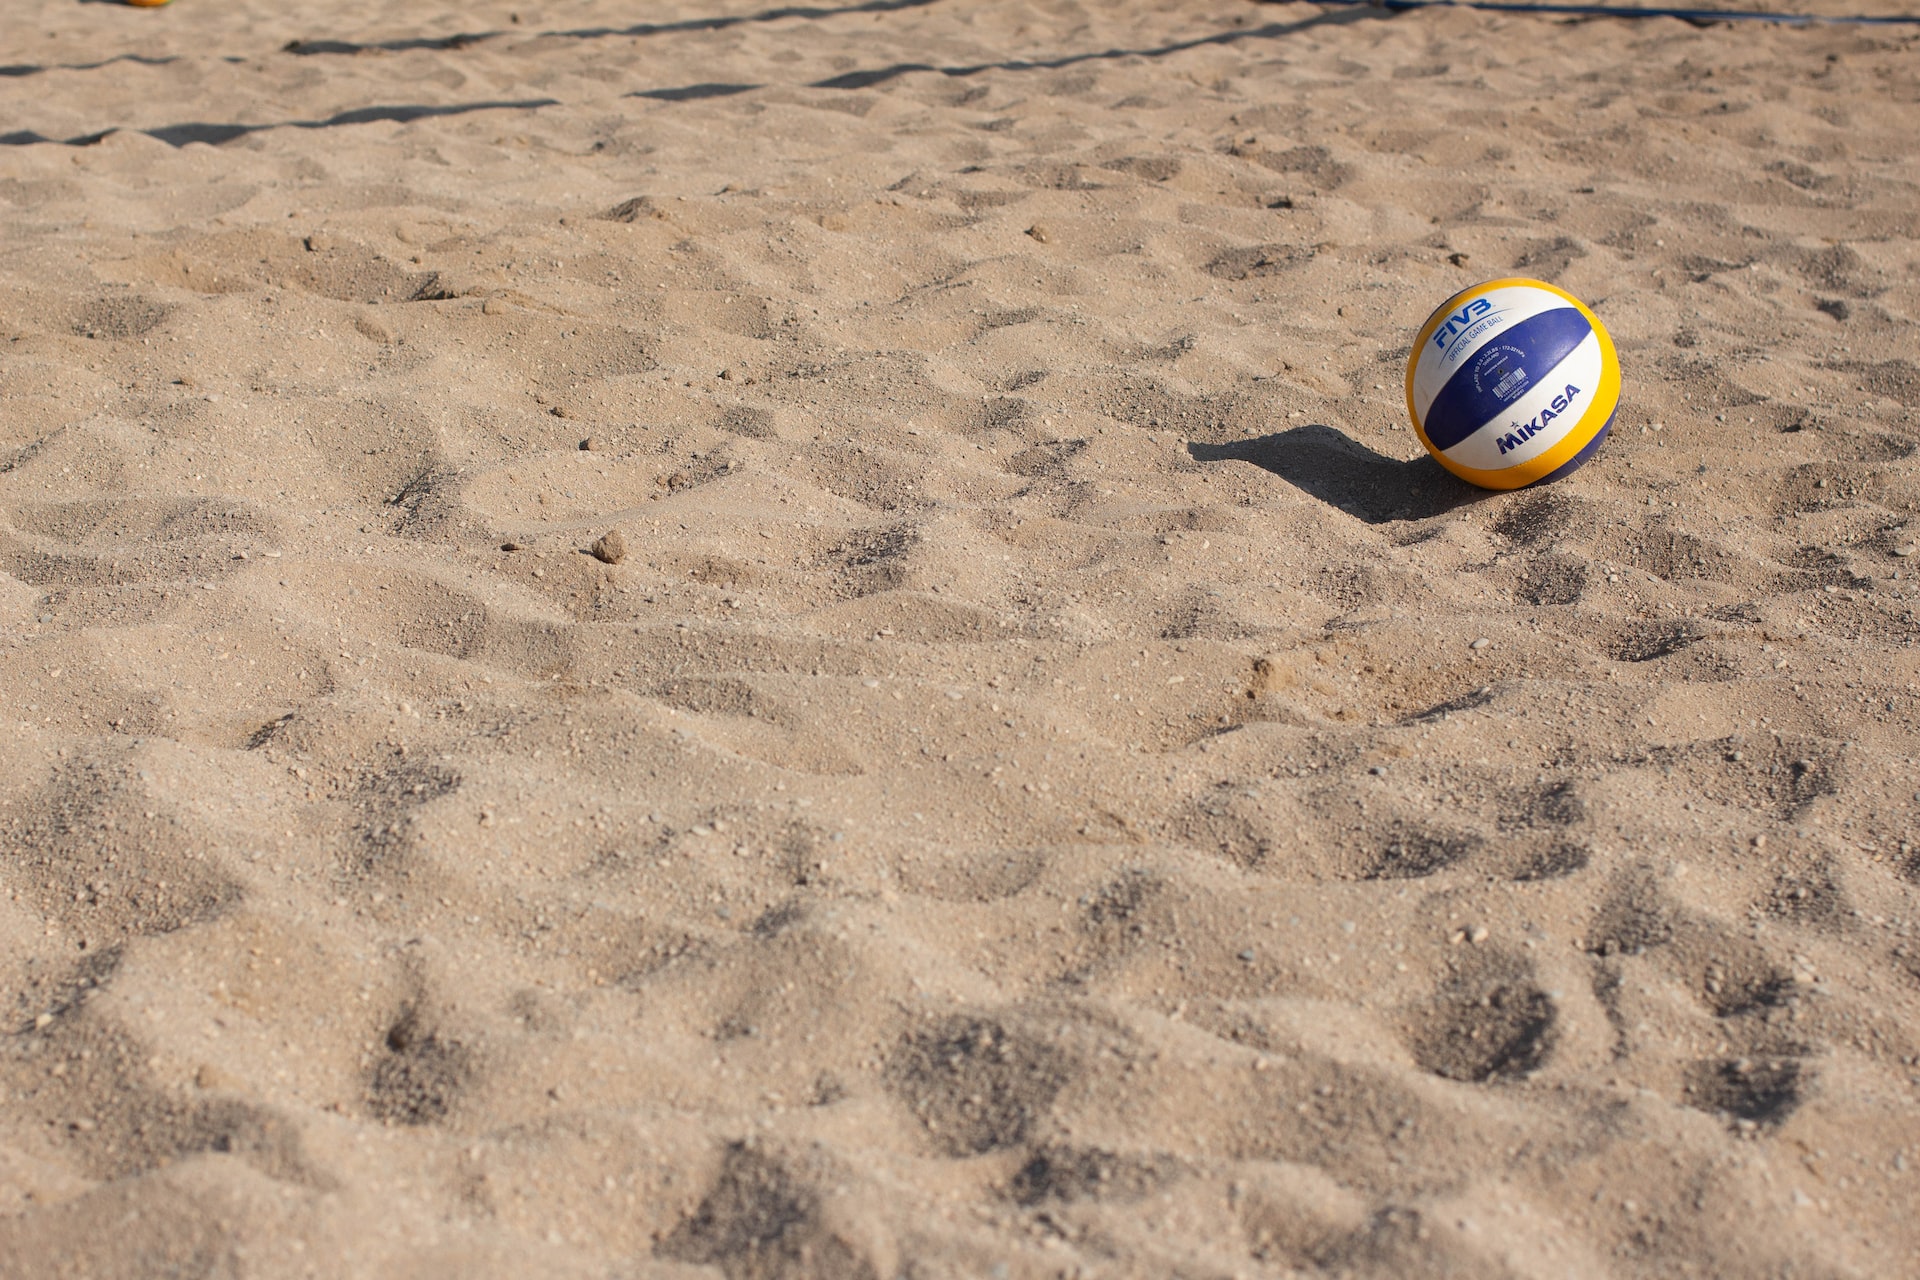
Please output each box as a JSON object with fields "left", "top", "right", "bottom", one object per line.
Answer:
{"left": 2, "top": 1, "right": 1918, "bottom": 1275}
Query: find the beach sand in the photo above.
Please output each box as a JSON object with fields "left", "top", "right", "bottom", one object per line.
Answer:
{"left": 2, "top": 1, "right": 1919, "bottom": 1275}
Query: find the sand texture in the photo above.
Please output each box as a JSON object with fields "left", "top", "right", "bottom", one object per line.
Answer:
{"left": 3, "top": 0, "right": 1920, "bottom": 1275}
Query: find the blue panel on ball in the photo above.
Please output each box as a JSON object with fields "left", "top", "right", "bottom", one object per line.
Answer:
{"left": 1533, "top": 412, "right": 1614, "bottom": 486}
{"left": 1422, "top": 306, "right": 1592, "bottom": 452}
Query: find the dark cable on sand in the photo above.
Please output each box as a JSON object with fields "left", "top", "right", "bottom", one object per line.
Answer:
{"left": 1281, "top": 0, "right": 1920, "bottom": 24}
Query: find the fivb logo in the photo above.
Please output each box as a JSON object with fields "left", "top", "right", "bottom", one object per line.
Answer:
{"left": 1431, "top": 297, "right": 1494, "bottom": 352}
{"left": 1496, "top": 385, "right": 1582, "bottom": 455}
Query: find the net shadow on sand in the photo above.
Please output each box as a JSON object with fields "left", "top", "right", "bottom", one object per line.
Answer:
{"left": 0, "top": 54, "right": 177, "bottom": 79}
{"left": 627, "top": 82, "right": 764, "bottom": 102}
{"left": 0, "top": 99, "right": 559, "bottom": 149}
{"left": 808, "top": 7, "right": 1376, "bottom": 89}
{"left": 283, "top": 0, "right": 946, "bottom": 57}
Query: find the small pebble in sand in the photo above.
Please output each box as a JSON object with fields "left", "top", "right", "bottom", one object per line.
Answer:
{"left": 1026, "top": 224, "right": 1051, "bottom": 243}
{"left": 482, "top": 298, "right": 506, "bottom": 315}
{"left": 580, "top": 437, "right": 604, "bottom": 452}
{"left": 1895, "top": 545, "right": 1916, "bottom": 558}
{"left": 1470, "top": 925, "right": 1490, "bottom": 944}
{"left": 591, "top": 530, "right": 628, "bottom": 565}
{"left": 196, "top": 1061, "right": 251, "bottom": 1092}
{"left": 1469, "top": 637, "right": 1491, "bottom": 650}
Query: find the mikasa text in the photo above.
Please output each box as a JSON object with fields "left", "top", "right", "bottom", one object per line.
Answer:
{"left": 1495, "top": 385, "right": 1583, "bottom": 455}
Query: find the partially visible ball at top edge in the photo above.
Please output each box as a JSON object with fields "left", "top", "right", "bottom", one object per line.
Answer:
{"left": 1405, "top": 277, "right": 1620, "bottom": 491}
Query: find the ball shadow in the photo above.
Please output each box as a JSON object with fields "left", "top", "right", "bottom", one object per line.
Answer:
{"left": 1188, "top": 424, "right": 1491, "bottom": 525}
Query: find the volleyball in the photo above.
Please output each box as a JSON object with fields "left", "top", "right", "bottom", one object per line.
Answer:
{"left": 1405, "top": 277, "right": 1620, "bottom": 490}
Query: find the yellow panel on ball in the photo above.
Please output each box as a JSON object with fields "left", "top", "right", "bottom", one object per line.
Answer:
{"left": 1404, "top": 277, "right": 1620, "bottom": 491}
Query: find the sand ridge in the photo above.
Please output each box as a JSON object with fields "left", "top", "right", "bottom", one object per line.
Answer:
{"left": 2, "top": 0, "right": 1919, "bottom": 1275}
